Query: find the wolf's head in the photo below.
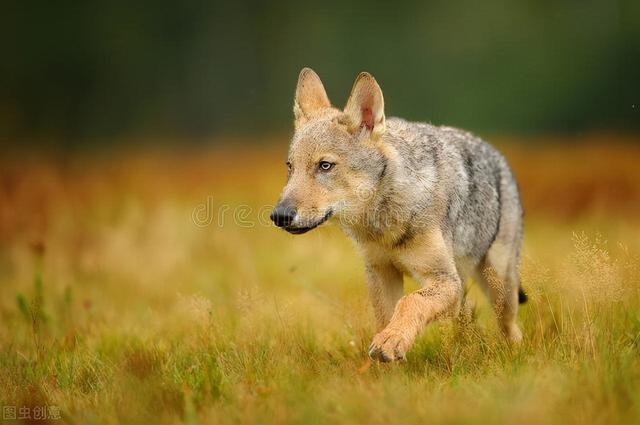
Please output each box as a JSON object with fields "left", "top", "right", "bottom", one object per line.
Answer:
{"left": 271, "top": 68, "right": 389, "bottom": 234}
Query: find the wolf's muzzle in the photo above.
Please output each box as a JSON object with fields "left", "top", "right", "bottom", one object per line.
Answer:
{"left": 282, "top": 210, "right": 333, "bottom": 235}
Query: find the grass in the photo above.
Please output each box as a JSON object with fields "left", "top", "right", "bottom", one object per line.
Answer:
{"left": 1, "top": 136, "right": 639, "bottom": 424}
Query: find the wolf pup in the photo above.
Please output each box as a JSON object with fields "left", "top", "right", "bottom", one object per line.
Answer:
{"left": 271, "top": 68, "right": 526, "bottom": 362}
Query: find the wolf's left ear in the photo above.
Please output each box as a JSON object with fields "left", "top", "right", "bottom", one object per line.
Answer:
{"left": 343, "top": 72, "right": 385, "bottom": 139}
{"left": 294, "top": 68, "right": 332, "bottom": 129}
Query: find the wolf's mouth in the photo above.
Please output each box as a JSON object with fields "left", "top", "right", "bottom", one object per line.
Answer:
{"left": 284, "top": 210, "right": 333, "bottom": 235}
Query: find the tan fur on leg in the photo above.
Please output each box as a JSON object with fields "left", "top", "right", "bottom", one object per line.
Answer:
{"left": 366, "top": 262, "right": 404, "bottom": 331}
{"left": 476, "top": 262, "right": 522, "bottom": 343}
{"left": 368, "top": 271, "right": 463, "bottom": 362}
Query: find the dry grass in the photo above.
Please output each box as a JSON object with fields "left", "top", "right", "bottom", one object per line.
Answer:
{"left": 1, "top": 135, "right": 639, "bottom": 424}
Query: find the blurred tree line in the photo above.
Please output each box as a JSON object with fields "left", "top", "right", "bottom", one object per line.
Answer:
{"left": 1, "top": 0, "right": 638, "bottom": 147}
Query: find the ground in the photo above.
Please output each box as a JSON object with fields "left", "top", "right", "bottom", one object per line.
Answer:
{"left": 1, "top": 135, "right": 639, "bottom": 424}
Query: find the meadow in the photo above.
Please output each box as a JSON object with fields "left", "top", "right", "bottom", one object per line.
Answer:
{"left": 1, "top": 135, "right": 639, "bottom": 424}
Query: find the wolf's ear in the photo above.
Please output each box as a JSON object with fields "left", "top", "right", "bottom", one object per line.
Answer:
{"left": 343, "top": 72, "right": 385, "bottom": 139}
{"left": 294, "top": 68, "right": 331, "bottom": 129}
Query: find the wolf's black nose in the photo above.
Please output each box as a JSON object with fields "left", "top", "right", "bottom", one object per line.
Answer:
{"left": 270, "top": 203, "right": 296, "bottom": 227}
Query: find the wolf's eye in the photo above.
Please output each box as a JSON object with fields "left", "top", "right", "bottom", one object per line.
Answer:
{"left": 318, "top": 161, "right": 334, "bottom": 172}
{"left": 286, "top": 161, "right": 292, "bottom": 173}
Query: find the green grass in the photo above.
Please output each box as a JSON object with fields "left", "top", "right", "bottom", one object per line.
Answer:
{"left": 1, "top": 147, "right": 639, "bottom": 424}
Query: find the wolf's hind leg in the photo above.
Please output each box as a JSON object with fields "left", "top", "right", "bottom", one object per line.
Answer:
{"left": 476, "top": 242, "right": 522, "bottom": 343}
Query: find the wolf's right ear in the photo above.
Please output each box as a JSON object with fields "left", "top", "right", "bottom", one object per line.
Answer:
{"left": 343, "top": 72, "right": 385, "bottom": 140}
{"left": 293, "top": 68, "right": 331, "bottom": 129}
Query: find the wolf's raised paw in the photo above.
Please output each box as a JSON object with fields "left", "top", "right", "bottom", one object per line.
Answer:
{"left": 368, "top": 328, "right": 410, "bottom": 362}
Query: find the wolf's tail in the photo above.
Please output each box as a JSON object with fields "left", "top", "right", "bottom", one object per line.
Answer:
{"left": 518, "top": 287, "right": 528, "bottom": 304}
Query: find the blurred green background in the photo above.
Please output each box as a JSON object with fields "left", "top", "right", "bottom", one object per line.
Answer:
{"left": 1, "top": 0, "right": 639, "bottom": 147}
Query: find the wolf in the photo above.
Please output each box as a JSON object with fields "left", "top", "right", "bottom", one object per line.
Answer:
{"left": 270, "top": 68, "right": 526, "bottom": 362}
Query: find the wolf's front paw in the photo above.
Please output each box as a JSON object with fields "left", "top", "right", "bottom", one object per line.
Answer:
{"left": 368, "top": 328, "right": 411, "bottom": 362}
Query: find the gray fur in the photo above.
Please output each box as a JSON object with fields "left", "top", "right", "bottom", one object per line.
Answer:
{"left": 395, "top": 118, "right": 521, "bottom": 261}
{"left": 344, "top": 117, "right": 523, "bottom": 267}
